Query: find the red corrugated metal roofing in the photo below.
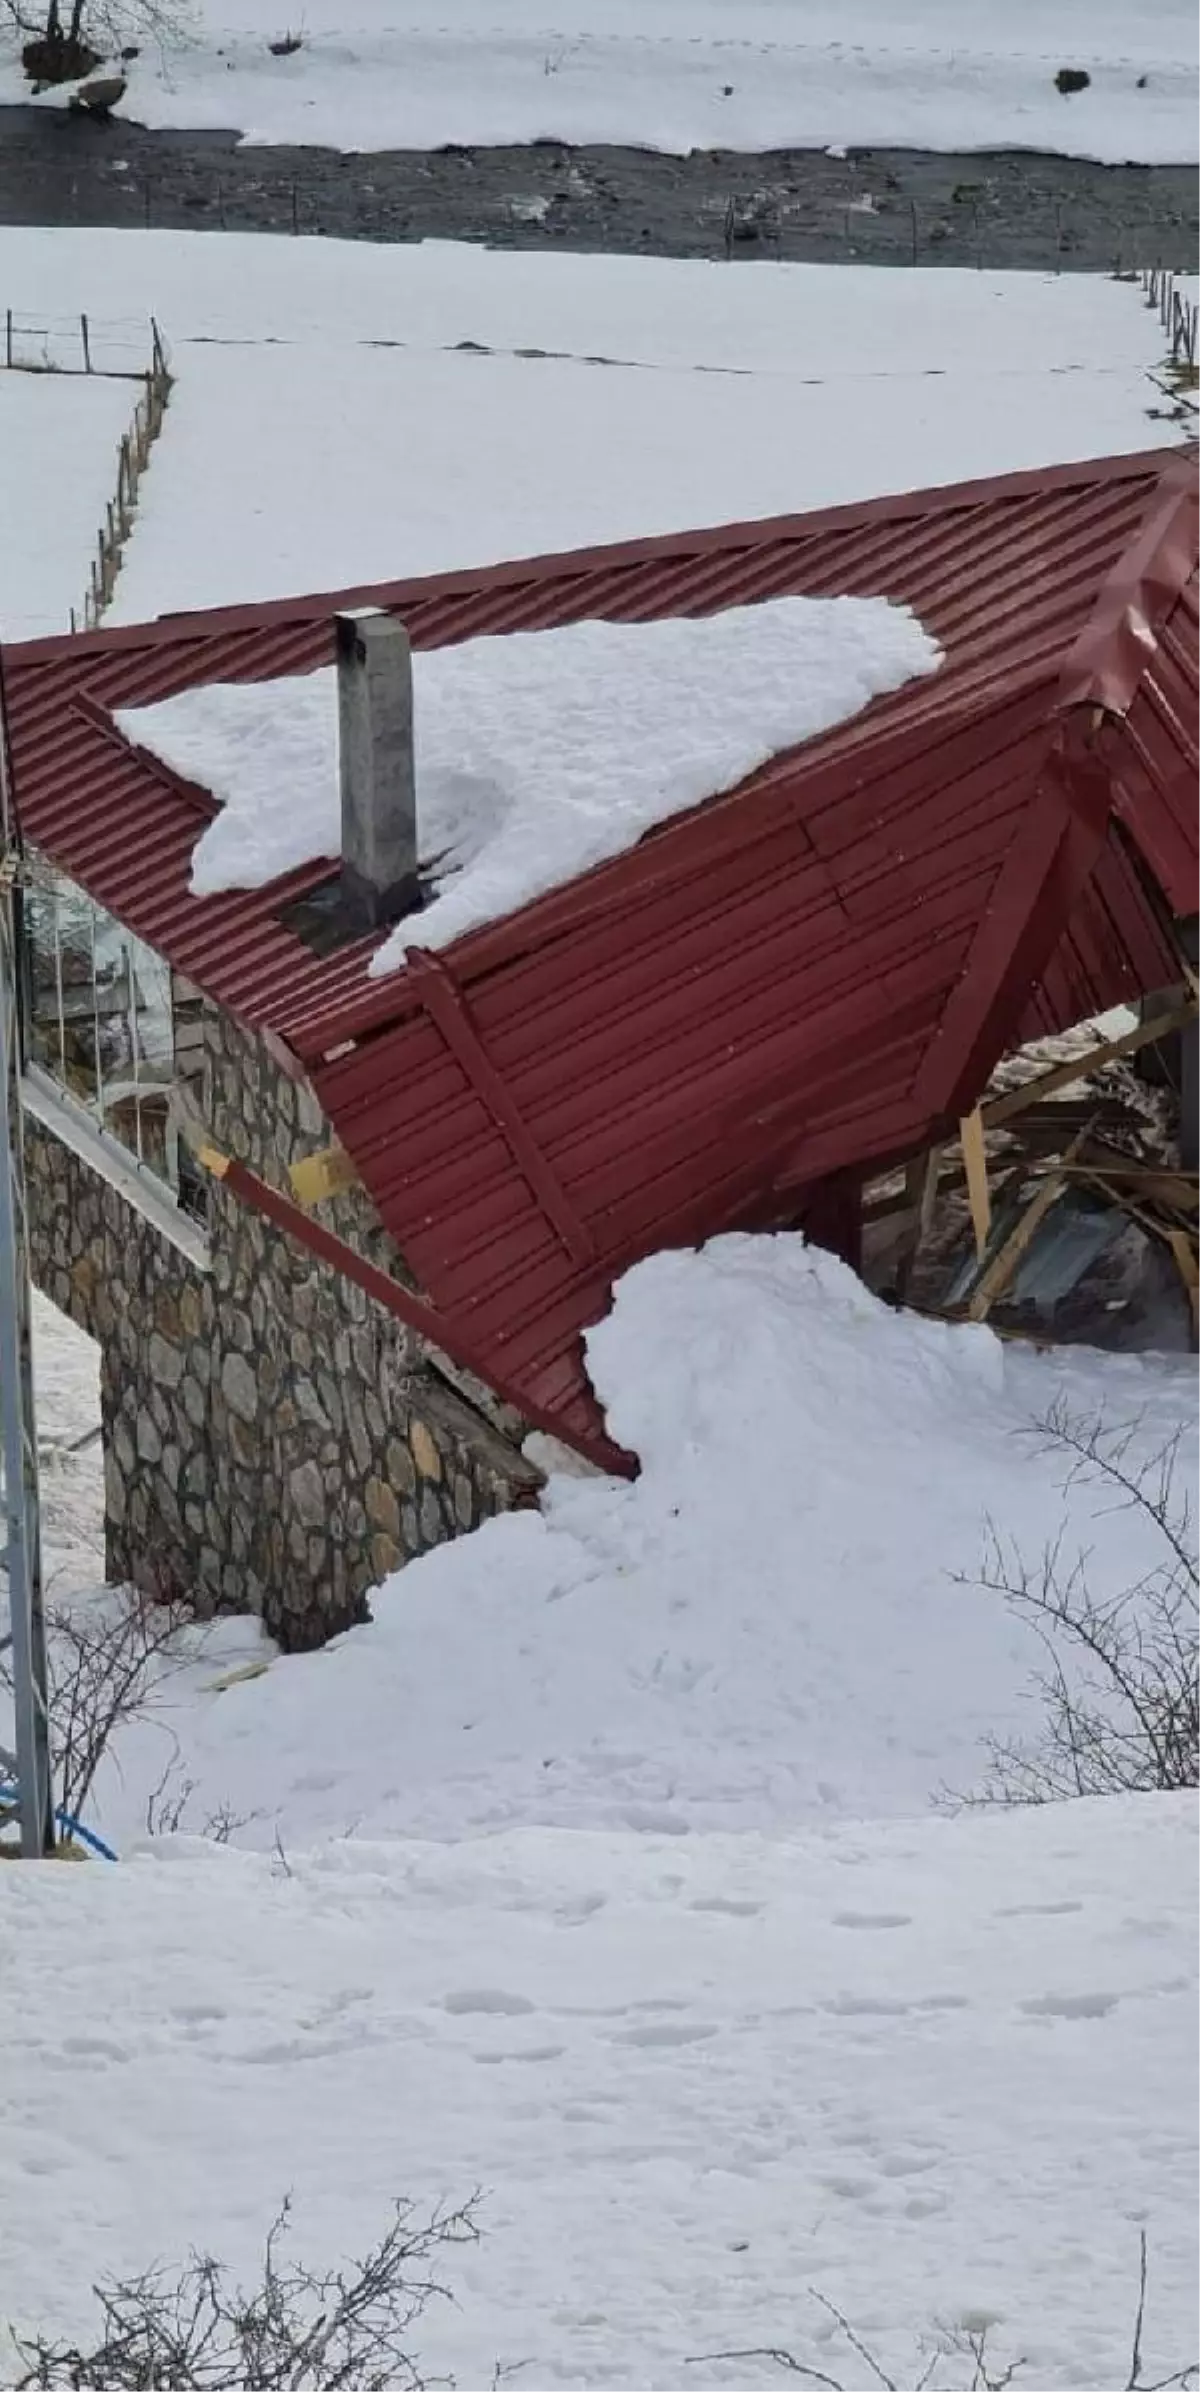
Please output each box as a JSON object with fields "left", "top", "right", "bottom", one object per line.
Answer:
{"left": 3, "top": 444, "right": 1195, "bottom": 1460}
{"left": 306, "top": 695, "right": 1126, "bottom": 1450}
{"left": 2, "top": 446, "right": 1190, "bottom": 1048}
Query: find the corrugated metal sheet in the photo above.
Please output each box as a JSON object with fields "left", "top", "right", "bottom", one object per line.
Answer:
{"left": 2, "top": 447, "right": 1187, "bottom": 1047}
{"left": 1108, "top": 572, "right": 1198, "bottom": 918}
{"left": 2, "top": 444, "right": 1195, "bottom": 1457}
{"left": 306, "top": 693, "right": 1121, "bottom": 1448}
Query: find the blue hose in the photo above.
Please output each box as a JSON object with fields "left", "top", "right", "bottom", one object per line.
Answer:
{"left": 0, "top": 1784, "right": 118, "bottom": 1861}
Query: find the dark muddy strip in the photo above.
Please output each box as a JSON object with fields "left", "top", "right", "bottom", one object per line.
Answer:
{"left": 0, "top": 106, "right": 1195, "bottom": 272}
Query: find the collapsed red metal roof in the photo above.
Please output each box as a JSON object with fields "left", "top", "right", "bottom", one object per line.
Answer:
{"left": 3, "top": 446, "right": 1196, "bottom": 1459}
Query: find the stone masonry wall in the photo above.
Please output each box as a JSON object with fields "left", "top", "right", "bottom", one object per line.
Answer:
{"left": 24, "top": 1004, "right": 541, "bottom": 1649}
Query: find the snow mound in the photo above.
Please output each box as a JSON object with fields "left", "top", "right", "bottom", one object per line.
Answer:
{"left": 116, "top": 596, "right": 940, "bottom": 956}
{"left": 89, "top": 1236, "right": 1197, "bottom": 1852}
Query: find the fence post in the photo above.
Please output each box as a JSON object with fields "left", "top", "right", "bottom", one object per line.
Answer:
{"left": 4, "top": 310, "right": 11, "bottom": 370}
{"left": 80, "top": 311, "right": 91, "bottom": 372}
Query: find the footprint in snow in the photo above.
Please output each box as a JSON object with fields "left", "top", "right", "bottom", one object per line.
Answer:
{"left": 608, "top": 2020, "right": 719, "bottom": 2048}
{"left": 1020, "top": 1990, "right": 1120, "bottom": 2019}
{"left": 443, "top": 1988, "right": 536, "bottom": 2017}
{"left": 690, "top": 1896, "right": 763, "bottom": 1917}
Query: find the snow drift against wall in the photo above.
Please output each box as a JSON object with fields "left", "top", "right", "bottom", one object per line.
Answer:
{"left": 79, "top": 1235, "right": 1198, "bottom": 1852}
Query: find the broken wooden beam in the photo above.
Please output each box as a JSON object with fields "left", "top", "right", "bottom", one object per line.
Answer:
{"left": 959, "top": 1107, "right": 991, "bottom": 1262}
{"left": 981, "top": 999, "right": 1197, "bottom": 1132}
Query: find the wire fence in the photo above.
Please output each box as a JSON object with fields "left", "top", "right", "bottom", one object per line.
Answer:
{"left": 80, "top": 323, "right": 173, "bottom": 629}
{"left": 0, "top": 306, "right": 171, "bottom": 379}
{"left": 1140, "top": 264, "right": 1198, "bottom": 372}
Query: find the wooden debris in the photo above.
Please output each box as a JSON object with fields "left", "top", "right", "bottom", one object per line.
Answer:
{"left": 965, "top": 1171, "right": 1069, "bottom": 1323}
{"left": 959, "top": 1107, "right": 991, "bottom": 1262}
{"left": 894, "top": 1142, "right": 944, "bottom": 1297}
{"left": 289, "top": 1143, "right": 360, "bottom": 1208}
{"left": 982, "top": 997, "right": 1197, "bottom": 1131}
{"left": 202, "top": 1658, "right": 272, "bottom": 1695}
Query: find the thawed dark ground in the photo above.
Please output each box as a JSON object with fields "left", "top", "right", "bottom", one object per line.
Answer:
{"left": 0, "top": 105, "right": 1195, "bottom": 271}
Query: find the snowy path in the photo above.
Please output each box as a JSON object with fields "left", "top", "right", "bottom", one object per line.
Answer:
{"left": 2, "top": 1800, "right": 1195, "bottom": 2388}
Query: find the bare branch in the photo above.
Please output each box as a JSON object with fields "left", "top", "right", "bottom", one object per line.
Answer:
{"left": 0, "top": 1575, "right": 196, "bottom": 1847}
{"left": 686, "top": 2353, "right": 843, "bottom": 2387}
{"left": 4, "top": 2195, "right": 482, "bottom": 2390}
{"left": 944, "top": 1409, "right": 1197, "bottom": 1809}
{"left": 687, "top": 2241, "right": 1191, "bottom": 2392}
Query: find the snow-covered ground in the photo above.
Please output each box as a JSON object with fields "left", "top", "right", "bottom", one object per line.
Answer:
{"left": 29, "top": 1291, "right": 105, "bottom": 1603}
{"left": 58, "top": 1236, "right": 1194, "bottom": 1851}
{"left": 0, "top": 368, "right": 139, "bottom": 636}
{"left": 0, "top": 230, "right": 1186, "bottom": 629}
{"left": 8, "top": 1245, "right": 1200, "bottom": 2387}
{"left": 2, "top": 1796, "right": 1195, "bottom": 2391}
{"left": 1, "top": 0, "right": 1195, "bottom": 162}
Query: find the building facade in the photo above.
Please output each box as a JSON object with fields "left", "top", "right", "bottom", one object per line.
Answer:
{"left": 21, "top": 856, "right": 540, "bottom": 1648}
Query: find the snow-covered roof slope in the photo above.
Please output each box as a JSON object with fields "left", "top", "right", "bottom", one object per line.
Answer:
{"left": 116, "top": 595, "right": 942, "bottom": 957}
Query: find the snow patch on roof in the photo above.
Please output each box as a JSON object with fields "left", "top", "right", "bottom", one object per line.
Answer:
{"left": 115, "top": 594, "right": 941, "bottom": 960}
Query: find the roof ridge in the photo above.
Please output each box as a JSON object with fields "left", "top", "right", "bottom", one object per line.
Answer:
{"left": 3, "top": 445, "right": 1186, "bottom": 673}
{"left": 1058, "top": 445, "right": 1199, "bottom": 719}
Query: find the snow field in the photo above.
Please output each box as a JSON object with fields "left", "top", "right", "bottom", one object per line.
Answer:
{"left": 0, "top": 230, "right": 1189, "bottom": 379}
{"left": 0, "top": 234, "right": 1187, "bottom": 635}
{"left": 1, "top": 1798, "right": 1194, "bottom": 2388}
{"left": 0, "top": 0, "right": 1195, "bottom": 162}
{"left": 0, "top": 369, "right": 140, "bottom": 637}
{"left": 29, "top": 1290, "right": 105, "bottom": 1595}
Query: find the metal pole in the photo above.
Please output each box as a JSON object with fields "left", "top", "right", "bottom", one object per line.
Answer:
{"left": 0, "top": 646, "right": 54, "bottom": 1856}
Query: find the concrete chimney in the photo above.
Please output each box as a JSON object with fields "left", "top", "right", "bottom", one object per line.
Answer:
{"left": 335, "top": 607, "right": 419, "bottom": 928}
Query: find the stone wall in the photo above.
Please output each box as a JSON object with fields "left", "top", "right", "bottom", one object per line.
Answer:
{"left": 24, "top": 1004, "right": 540, "bottom": 1649}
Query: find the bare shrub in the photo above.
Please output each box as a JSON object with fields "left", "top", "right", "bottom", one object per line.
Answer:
{"left": 1, "top": 0, "right": 193, "bottom": 84}
{"left": 4, "top": 2195, "right": 482, "bottom": 2392}
{"left": 691, "top": 2235, "right": 1196, "bottom": 2390}
{"left": 144, "top": 1747, "right": 257, "bottom": 1845}
{"left": 1, "top": 1574, "right": 192, "bottom": 1847}
{"left": 946, "top": 1402, "right": 1197, "bottom": 1807}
